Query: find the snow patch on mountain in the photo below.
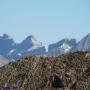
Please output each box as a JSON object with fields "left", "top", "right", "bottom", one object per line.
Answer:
{"left": 17, "top": 53, "right": 22, "bottom": 57}
{"left": 30, "top": 35, "right": 42, "bottom": 46}
{"left": 27, "top": 45, "right": 43, "bottom": 51}
{"left": 8, "top": 49, "right": 15, "bottom": 55}
{"left": 60, "top": 43, "right": 71, "bottom": 52}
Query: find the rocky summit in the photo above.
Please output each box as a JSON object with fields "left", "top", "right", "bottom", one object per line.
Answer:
{"left": 0, "top": 52, "right": 90, "bottom": 90}
{"left": 0, "top": 34, "right": 46, "bottom": 60}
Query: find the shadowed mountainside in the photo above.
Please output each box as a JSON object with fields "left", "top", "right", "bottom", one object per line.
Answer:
{"left": 0, "top": 52, "right": 90, "bottom": 90}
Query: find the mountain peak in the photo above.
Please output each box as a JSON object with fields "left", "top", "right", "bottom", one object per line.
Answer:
{"left": 71, "top": 33, "right": 90, "bottom": 52}
{"left": 23, "top": 35, "right": 42, "bottom": 46}
{"left": 27, "top": 35, "right": 35, "bottom": 39}
{"left": 2, "top": 34, "right": 12, "bottom": 40}
{"left": 86, "top": 33, "right": 90, "bottom": 36}
{"left": 84, "top": 33, "right": 90, "bottom": 39}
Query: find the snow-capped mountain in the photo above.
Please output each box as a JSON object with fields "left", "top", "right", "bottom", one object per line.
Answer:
{"left": 19, "top": 35, "right": 46, "bottom": 57}
{"left": 0, "top": 33, "right": 90, "bottom": 60}
{"left": 48, "top": 39, "right": 76, "bottom": 56}
{"left": 60, "top": 43, "right": 71, "bottom": 52}
{"left": 0, "top": 34, "right": 46, "bottom": 60}
{"left": 48, "top": 33, "right": 90, "bottom": 56}
{"left": 18, "top": 35, "right": 43, "bottom": 51}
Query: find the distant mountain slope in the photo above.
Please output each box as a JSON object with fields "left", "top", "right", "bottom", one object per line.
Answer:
{"left": 0, "top": 34, "right": 46, "bottom": 60}
{"left": 0, "top": 33, "right": 90, "bottom": 60}
{"left": 48, "top": 39, "right": 76, "bottom": 56}
{"left": 17, "top": 35, "right": 46, "bottom": 56}
{"left": 71, "top": 33, "right": 90, "bottom": 52}
{"left": 0, "top": 52, "right": 89, "bottom": 90}
{"left": 18, "top": 35, "right": 43, "bottom": 51}
{"left": 0, "top": 34, "right": 16, "bottom": 57}
{"left": 0, "top": 55, "right": 9, "bottom": 67}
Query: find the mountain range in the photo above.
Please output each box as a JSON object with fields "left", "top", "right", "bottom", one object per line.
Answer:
{"left": 0, "top": 33, "right": 90, "bottom": 62}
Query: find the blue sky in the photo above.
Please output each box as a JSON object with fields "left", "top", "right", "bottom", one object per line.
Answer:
{"left": 0, "top": 0, "right": 90, "bottom": 48}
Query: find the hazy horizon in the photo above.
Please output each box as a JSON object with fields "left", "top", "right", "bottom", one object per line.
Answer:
{"left": 0, "top": 0, "right": 90, "bottom": 48}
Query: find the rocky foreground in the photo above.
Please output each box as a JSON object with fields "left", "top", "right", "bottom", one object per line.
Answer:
{"left": 0, "top": 52, "right": 90, "bottom": 90}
